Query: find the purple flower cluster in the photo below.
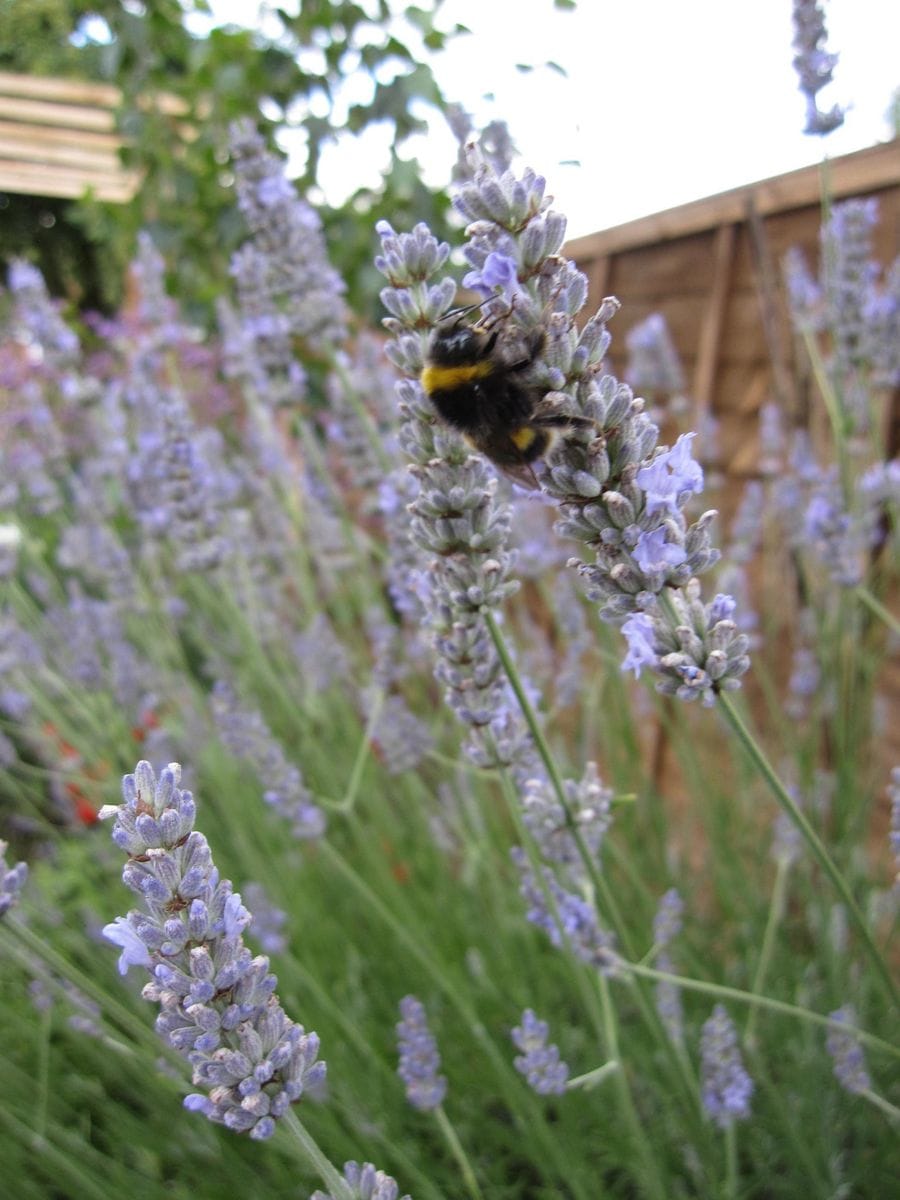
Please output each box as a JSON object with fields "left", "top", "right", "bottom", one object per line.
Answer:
{"left": 511, "top": 846, "right": 615, "bottom": 972}
{"left": 396, "top": 994, "right": 447, "bottom": 1111}
{"left": 210, "top": 680, "right": 325, "bottom": 840}
{"left": 699, "top": 1005, "right": 753, "bottom": 1129}
{"left": 520, "top": 762, "right": 612, "bottom": 871}
{"left": 511, "top": 1009, "right": 569, "bottom": 1096}
{"left": 825, "top": 1006, "right": 872, "bottom": 1095}
{"left": 101, "top": 761, "right": 324, "bottom": 1139}
{"left": 228, "top": 119, "right": 347, "bottom": 406}
{"left": 442, "top": 145, "right": 748, "bottom": 704}
{"left": 374, "top": 219, "right": 536, "bottom": 772}
{"left": 791, "top": 0, "right": 845, "bottom": 135}
{"left": 310, "top": 1161, "right": 411, "bottom": 1200}
{"left": 624, "top": 313, "right": 689, "bottom": 417}
{"left": 0, "top": 838, "right": 28, "bottom": 917}
{"left": 651, "top": 888, "right": 685, "bottom": 1046}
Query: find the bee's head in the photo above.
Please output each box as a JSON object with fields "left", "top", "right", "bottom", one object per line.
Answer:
{"left": 427, "top": 318, "right": 497, "bottom": 367}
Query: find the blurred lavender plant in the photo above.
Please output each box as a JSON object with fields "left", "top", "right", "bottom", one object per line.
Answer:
{"left": 699, "top": 1005, "right": 753, "bottom": 1129}
{"left": 310, "top": 1161, "right": 411, "bottom": 1200}
{"left": 211, "top": 679, "right": 325, "bottom": 839}
{"left": 791, "top": 0, "right": 845, "bottom": 135}
{"left": 624, "top": 313, "right": 689, "bottom": 419}
{"left": 228, "top": 118, "right": 347, "bottom": 408}
{"left": 511, "top": 1008, "right": 569, "bottom": 1095}
{"left": 825, "top": 1005, "right": 871, "bottom": 1095}
{"left": 396, "top": 994, "right": 447, "bottom": 1111}
{"left": 100, "top": 760, "right": 324, "bottom": 1139}
{"left": 0, "top": 839, "right": 28, "bottom": 917}
{"left": 652, "top": 888, "right": 685, "bottom": 1046}
{"left": 888, "top": 767, "right": 900, "bottom": 892}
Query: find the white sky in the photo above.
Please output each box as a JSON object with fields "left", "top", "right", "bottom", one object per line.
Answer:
{"left": 207, "top": 0, "right": 900, "bottom": 240}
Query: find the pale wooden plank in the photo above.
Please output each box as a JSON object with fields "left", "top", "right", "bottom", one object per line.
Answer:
{"left": 0, "top": 134, "right": 122, "bottom": 172}
{"left": 0, "top": 95, "right": 116, "bottom": 132}
{"left": 0, "top": 119, "right": 123, "bottom": 152}
{"left": 0, "top": 158, "right": 140, "bottom": 201}
{"left": 0, "top": 70, "right": 120, "bottom": 107}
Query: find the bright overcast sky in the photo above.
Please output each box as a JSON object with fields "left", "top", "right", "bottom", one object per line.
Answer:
{"left": 207, "top": 0, "right": 899, "bottom": 240}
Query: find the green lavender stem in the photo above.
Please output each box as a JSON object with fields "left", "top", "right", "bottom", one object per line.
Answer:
{"left": 855, "top": 585, "right": 900, "bottom": 639}
{"left": 744, "top": 856, "right": 791, "bottom": 1048}
{"left": 716, "top": 692, "right": 899, "bottom": 1011}
{"left": 282, "top": 1111, "right": 355, "bottom": 1200}
{"left": 433, "top": 1105, "right": 485, "bottom": 1200}
{"left": 621, "top": 960, "right": 899, "bottom": 1061}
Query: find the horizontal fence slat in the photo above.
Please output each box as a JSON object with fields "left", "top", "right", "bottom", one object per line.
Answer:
{"left": 0, "top": 95, "right": 116, "bottom": 132}
{"left": 0, "top": 119, "right": 124, "bottom": 153}
{"left": 0, "top": 70, "right": 120, "bottom": 108}
{"left": 0, "top": 133, "right": 123, "bottom": 172}
{"left": 0, "top": 158, "right": 140, "bottom": 202}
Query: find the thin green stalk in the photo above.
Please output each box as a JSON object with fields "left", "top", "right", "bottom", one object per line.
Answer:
{"left": 327, "top": 687, "right": 383, "bottom": 814}
{"left": 724, "top": 1123, "right": 738, "bottom": 1200}
{"left": 433, "top": 1105, "right": 485, "bottom": 1200}
{"left": 801, "top": 327, "right": 851, "bottom": 497}
{"left": 859, "top": 1088, "right": 900, "bottom": 1124}
{"left": 621, "top": 960, "right": 899, "bottom": 1061}
{"left": 744, "top": 856, "right": 791, "bottom": 1048}
{"left": 716, "top": 692, "right": 899, "bottom": 1011}
{"left": 855, "top": 585, "right": 900, "bottom": 639}
{"left": 598, "top": 973, "right": 667, "bottom": 1200}
{"left": 282, "top": 1110, "right": 355, "bottom": 1200}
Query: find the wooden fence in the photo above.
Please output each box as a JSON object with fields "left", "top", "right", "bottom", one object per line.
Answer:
{"left": 565, "top": 139, "right": 900, "bottom": 499}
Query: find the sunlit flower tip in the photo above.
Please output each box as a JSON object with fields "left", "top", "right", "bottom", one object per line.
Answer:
{"left": 700, "top": 1005, "right": 753, "bottom": 1129}
{"left": 635, "top": 433, "right": 704, "bottom": 516}
{"left": 0, "top": 839, "right": 28, "bottom": 918}
{"left": 826, "top": 1006, "right": 872, "bottom": 1095}
{"left": 511, "top": 1009, "right": 569, "bottom": 1096}
{"left": 310, "top": 1160, "right": 411, "bottom": 1200}
{"left": 396, "top": 995, "right": 447, "bottom": 1111}
{"left": 620, "top": 612, "right": 658, "bottom": 679}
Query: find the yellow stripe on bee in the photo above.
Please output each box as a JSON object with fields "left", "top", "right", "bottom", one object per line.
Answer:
{"left": 421, "top": 361, "right": 494, "bottom": 392}
{"left": 510, "top": 426, "right": 538, "bottom": 451}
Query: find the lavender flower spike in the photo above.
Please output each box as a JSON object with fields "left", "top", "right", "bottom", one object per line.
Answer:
{"left": 826, "top": 1006, "right": 872, "bottom": 1095}
{"left": 310, "top": 1161, "right": 411, "bottom": 1200}
{"left": 700, "top": 1005, "right": 753, "bottom": 1129}
{"left": 396, "top": 995, "right": 447, "bottom": 1111}
{"left": 791, "top": 0, "right": 845, "bottom": 135}
{"left": 0, "top": 840, "right": 28, "bottom": 917}
{"left": 100, "top": 761, "right": 325, "bottom": 1140}
{"left": 511, "top": 1009, "right": 569, "bottom": 1095}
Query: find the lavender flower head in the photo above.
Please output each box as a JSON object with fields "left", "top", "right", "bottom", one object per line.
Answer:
{"left": 374, "top": 216, "right": 536, "bottom": 773}
{"left": 889, "top": 767, "right": 900, "bottom": 892}
{"left": 825, "top": 1007, "right": 872, "bottom": 1096}
{"left": 228, "top": 119, "right": 347, "bottom": 404}
{"left": 791, "top": 0, "right": 845, "bottom": 135}
{"left": 310, "top": 1161, "right": 411, "bottom": 1200}
{"left": 100, "top": 760, "right": 325, "bottom": 1139}
{"left": 0, "top": 839, "right": 28, "bottom": 917}
{"left": 652, "top": 888, "right": 685, "bottom": 1046}
{"left": 441, "top": 142, "right": 749, "bottom": 704}
{"left": 700, "top": 1005, "right": 753, "bottom": 1129}
{"left": 511, "top": 1009, "right": 569, "bottom": 1095}
{"left": 396, "top": 995, "right": 447, "bottom": 1111}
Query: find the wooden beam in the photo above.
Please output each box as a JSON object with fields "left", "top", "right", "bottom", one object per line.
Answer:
{"left": 692, "top": 222, "right": 736, "bottom": 421}
{"left": 0, "top": 71, "right": 121, "bottom": 107}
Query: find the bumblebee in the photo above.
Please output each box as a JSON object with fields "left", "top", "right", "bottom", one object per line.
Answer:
{"left": 420, "top": 312, "right": 593, "bottom": 487}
